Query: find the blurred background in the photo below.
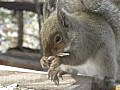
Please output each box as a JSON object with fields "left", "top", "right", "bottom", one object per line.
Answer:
{"left": 0, "top": 0, "right": 45, "bottom": 70}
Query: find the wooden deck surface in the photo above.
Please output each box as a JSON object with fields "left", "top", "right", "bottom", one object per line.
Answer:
{"left": 0, "top": 70, "right": 93, "bottom": 90}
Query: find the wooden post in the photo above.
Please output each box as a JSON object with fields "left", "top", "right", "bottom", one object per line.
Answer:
{"left": 17, "top": 11, "right": 24, "bottom": 49}
{"left": 34, "top": 0, "right": 43, "bottom": 55}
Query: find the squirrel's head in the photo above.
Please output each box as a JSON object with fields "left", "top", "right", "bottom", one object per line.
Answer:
{"left": 40, "top": 14, "right": 70, "bottom": 57}
{"left": 40, "top": 2, "right": 74, "bottom": 57}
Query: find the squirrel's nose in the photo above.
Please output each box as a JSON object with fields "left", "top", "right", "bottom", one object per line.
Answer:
{"left": 45, "top": 49, "right": 58, "bottom": 57}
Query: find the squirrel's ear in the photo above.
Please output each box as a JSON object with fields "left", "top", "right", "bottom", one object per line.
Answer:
{"left": 43, "top": 2, "right": 50, "bottom": 21}
{"left": 57, "top": 0, "right": 70, "bottom": 28}
{"left": 43, "top": 0, "right": 56, "bottom": 21}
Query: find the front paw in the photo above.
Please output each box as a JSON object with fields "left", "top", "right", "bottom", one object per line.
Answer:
{"left": 48, "top": 67, "right": 66, "bottom": 85}
{"left": 40, "top": 56, "right": 49, "bottom": 68}
{"left": 40, "top": 56, "right": 56, "bottom": 69}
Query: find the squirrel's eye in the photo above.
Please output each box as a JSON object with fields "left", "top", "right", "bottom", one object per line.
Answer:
{"left": 54, "top": 34, "right": 62, "bottom": 43}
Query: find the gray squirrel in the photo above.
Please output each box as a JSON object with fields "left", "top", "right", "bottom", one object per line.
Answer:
{"left": 40, "top": 0, "right": 120, "bottom": 84}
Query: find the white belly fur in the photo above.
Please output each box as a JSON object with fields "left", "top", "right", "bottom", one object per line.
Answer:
{"left": 60, "top": 59, "right": 98, "bottom": 77}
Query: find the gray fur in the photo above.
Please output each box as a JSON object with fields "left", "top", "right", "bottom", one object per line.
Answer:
{"left": 59, "top": 11, "right": 117, "bottom": 80}
{"left": 57, "top": 0, "right": 120, "bottom": 80}
{"left": 41, "top": 0, "right": 120, "bottom": 80}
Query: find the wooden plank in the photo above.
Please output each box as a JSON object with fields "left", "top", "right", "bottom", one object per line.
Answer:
{"left": 0, "top": 47, "right": 44, "bottom": 70}
{"left": 0, "top": 53, "right": 42, "bottom": 71}
{"left": 0, "top": 67, "right": 119, "bottom": 90}
{"left": 0, "top": 1, "right": 43, "bottom": 14}
{"left": 0, "top": 70, "right": 118, "bottom": 90}
{"left": 0, "top": 70, "right": 93, "bottom": 90}
{"left": 6, "top": 50, "right": 40, "bottom": 59}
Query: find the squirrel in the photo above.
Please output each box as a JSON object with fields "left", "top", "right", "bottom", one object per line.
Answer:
{"left": 43, "top": 0, "right": 57, "bottom": 21}
{"left": 40, "top": 0, "right": 120, "bottom": 84}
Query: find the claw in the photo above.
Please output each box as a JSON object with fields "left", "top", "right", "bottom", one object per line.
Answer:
{"left": 59, "top": 74, "right": 63, "bottom": 80}
{"left": 54, "top": 79, "right": 59, "bottom": 85}
{"left": 41, "top": 56, "right": 65, "bottom": 85}
{"left": 48, "top": 69, "right": 52, "bottom": 79}
{"left": 47, "top": 67, "right": 66, "bottom": 85}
